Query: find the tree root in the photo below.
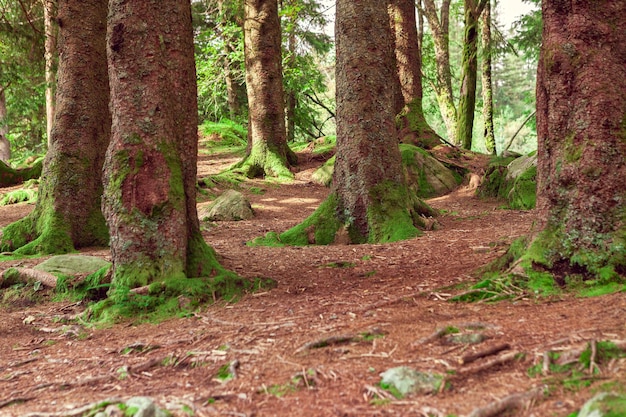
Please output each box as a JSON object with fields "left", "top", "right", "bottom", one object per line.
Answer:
{"left": 467, "top": 385, "right": 546, "bottom": 417}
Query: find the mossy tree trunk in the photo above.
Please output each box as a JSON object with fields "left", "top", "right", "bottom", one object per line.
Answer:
{"left": 457, "top": 0, "right": 488, "bottom": 150}
{"left": 104, "top": 0, "right": 232, "bottom": 290}
{"left": 217, "top": 0, "right": 246, "bottom": 121}
{"left": 0, "top": 88, "right": 10, "bottom": 163}
{"left": 390, "top": 0, "right": 443, "bottom": 150}
{"left": 332, "top": 0, "right": 432, "bottom": 243}
{"left": 527, "top": 0, "right": 626, "bottom": 280}
{"left": 420, "top": 0, "right": 457, "bottom": 144}
{"left": 235, "top": 0, "right": 296, "bottom": 180}
{"left": 0, "top": 0, "right": 110, "bottom": 255}
{"left": 43, "top": 0, "right": 58, "bottom": 146}
{"left": 480, "top": 0, "right": 495, "bottom": 155}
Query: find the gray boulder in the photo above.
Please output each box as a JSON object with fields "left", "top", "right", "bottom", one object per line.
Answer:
{"left": 199, "top": 189, "right": 254, "bottom": 221}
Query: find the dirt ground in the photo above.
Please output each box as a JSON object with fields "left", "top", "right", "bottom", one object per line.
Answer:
{"left": 0, "top": 150, "right": 624, "bottom": 417}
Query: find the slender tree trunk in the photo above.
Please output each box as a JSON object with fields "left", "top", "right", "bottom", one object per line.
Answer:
{"left": 457, "top": 0, "right": 488, "bottom": 150}
{"left": 390, "top": 0, "right": 442, "bottom": 149}
{"left": 481, "top": 0, "right": 495, "bottom": 154}
{"left": 0, "top": 88, "right": 10, "bottom": 163}
{"left": 43, "top": 0, "right": 58, "bottom": 146}
{"left": 1, "top": 0, "right": 110, "bottom": 255}
{"left": 218, "top": 0, "right": 245, "bottom": 120}
{"left": 523, "top": 0, "right": 626, "bottom": 280}
{"left": 104, "top": 0, "right": 229, "bottom": 289}
{"left": 421, "top": 0, "right": 456, "bottom": 144}
{"left": 285, "top": 24, "right": 297, "bottom": 142}
{"left": 236, "top": 0, "right": 295, "bottom": 179}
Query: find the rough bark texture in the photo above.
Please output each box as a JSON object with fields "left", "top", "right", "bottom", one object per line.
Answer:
{"left": 390, "top": 0, "right": 442, "bottom": 149}
{"left": 236, "top": 0, "right": 295, "bottom": 179}
{"left": 43, "top": 0, "right": 58, "bottom": 145}
{"left": 104, "top": 0, "right": 225, "bottom": 289}
{"left": 0, "top": 0, "right": 109, "bottom": 255}
{"left": 457, "top": 0, "right": 488, "bottom": 150}
{"left": 480, "top": 0, "right": 495, "bottom": 154}
{"left": 421, "top": 0, "right": 456, "bottom": 144}
{"left": 217, "top": 0, "right": 246, "bottom": 121}
{"left": 333, "top": 0, "right": 429, "bottom": 243}
{"left": 531, "top": 0, "right": 626, "bottom": 279}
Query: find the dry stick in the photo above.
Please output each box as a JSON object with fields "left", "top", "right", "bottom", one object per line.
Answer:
{"left": 21, "top": 397, "right": 124, "bottom": 417}
{"left": 294, "top": 334, "right": 356, "bottom": 354}
{"left": 0, "top": 398, "right": 34, "bottom": 409}
{"left": 460, "top": 343, "right": 511, "bottom": 365}
{"left": 589, "top": 340, "right": 598, "bottom": 375}
{"left": 467, "top": 385, "right": 546, "bottom": 417}
{"left": 457, "top": 351, "right": 520, "bottom": 375}
{"left": 542, "top": 350, "right": 551, "bottom": 375}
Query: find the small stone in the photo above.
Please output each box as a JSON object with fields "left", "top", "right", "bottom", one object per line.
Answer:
{"left": 379, "top": 366, "right": 444, "bottom": 396}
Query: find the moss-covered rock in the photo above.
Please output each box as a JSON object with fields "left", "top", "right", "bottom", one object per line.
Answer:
{"left": 198, "top": 189, "right": 254, "bottom": 221}
{"left": 34, "top": 254, "right": 111, "bottom": 276}
{"left": 400, "top": 144, "right": 461, "bottom": 198}
{"left": 477, "top": 153, "right": 536, "bottom": 210}
{"left": 311, "top": 155, "right": 335, "bottom": 187}
{"left": 577, "top": 392, "right": 626, "bottom": 417}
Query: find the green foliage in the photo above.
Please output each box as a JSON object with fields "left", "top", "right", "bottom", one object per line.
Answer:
{"left": 0, "top": 188, "right": 37, "bottom": 206}
{"left": 199, "top": 119, "right": 247, "bottom": 153}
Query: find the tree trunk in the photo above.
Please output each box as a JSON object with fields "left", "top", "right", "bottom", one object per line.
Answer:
{"left": 235, "top": 0, "right": 295, "bottom": 179}
{"left": 457, "top": 0, "right": 487, "bottom": 150}
{"left": 0, "top": 0, "right": 110, "bottom": 255}
{"left": 43, "top": 0, "right": 58, "bottom": 146}
{"left": 285, "top": 26, "right": 297, "bottom": 143}
{"left": 104, "top": 0, "right": 232, "bottom": 289}
{"left": 217, "top": 0, "right": 245, "bottom": 121}
{"left": 480, "top": 0, "right": 495, "bottom": 154}
{"left": 0, "top": 88, "right": 10, "bottom": 163}
{"left": 528, "top": 0, "right": 626, "bottom": 280}
{"left": 390, "top": 0, "right": 442, "bottom": 149}
{"left": 421, "top": 0, "right": 457, "bottom": 144}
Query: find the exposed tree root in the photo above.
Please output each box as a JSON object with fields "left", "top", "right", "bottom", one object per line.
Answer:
{"left": 467, "top": 385, "right": 546, "bottom": 417}
{"left": 460, "top": 343, "right": 511, "bottom": 365}
{"left": 0, "top": 267, "right": 57, "bottom": 288}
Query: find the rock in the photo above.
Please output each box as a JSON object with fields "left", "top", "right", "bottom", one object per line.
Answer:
{"left": 124, "top": 397, "right": 169, "bottom": 417}
{"left": 311, "top": 156, "right": 335, "bottom": 186}
{"left": 379, "top": 366, "right": 444, "bottom": 397}
{"left": 400, "top": 144, "right": 461, "bottom": 198}
{"left": 198, "top": 189, "right": 254, "bottom": 221}
{"left": 577, "top": 392, "right": 626, "bottom": 417}
{"left": 33, "top": 254, "right": 111, "bottom": 276}
{"left": 506, "top": 152, "right": 537, "bottom": 181}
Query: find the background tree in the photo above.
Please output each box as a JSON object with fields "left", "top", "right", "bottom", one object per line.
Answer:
{"left": 456, "top": 0, "right": 488, "bottom": 149}
{"left": 480, "top": 0, "right": 495, "bottom": 154}
{"left": 517, "top": 0, "right": 625, "bottom": 281}
{"left": 0, "top": 0, "right": 109, "bottom": 254}
{"left": 43, "top": 0, "right": 57, "bottom": 145}
{"left": 233, "top": 0, "right": 296, "bottom": 179}
{"left": 390, "top": 0, "right": 442, "bottom": 149}
{"left": 104, "top": 0, "right": 235, "bottom": 289}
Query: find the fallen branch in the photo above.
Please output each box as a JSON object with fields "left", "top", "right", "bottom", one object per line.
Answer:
{"left": 21, "top": 397, "right": 124, "bottom": 417}
{"left": 295, "top": 334, "right": 356, "bottom": 354}
{"left": 467, "top": 385, "right": 546, "bottom": 417}
{"left": 0, "top": 397, "right": 34, "bottom": 409}
{"left": 1, "top": 267, "right": 57, "bottom": 288}
{"left": 457, "top": 351, "right": 520, "bottom": 375}
{"left": 460, "top": 343, "right": 511, "bottom": 365}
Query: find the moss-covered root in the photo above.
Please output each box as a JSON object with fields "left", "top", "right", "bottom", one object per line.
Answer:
{"left": 250, "top": 187, "right": 437, "bottom": 247}
{"left": 0, "top": 210, "right": 74, "bottom": 255}
{"left": 0, "top": 158, "right": 43, "bottom": 187}
{"left": 231, "top": 145, "right": 295, "bottom": 181}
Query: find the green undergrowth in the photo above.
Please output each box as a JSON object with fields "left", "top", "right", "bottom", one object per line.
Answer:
{"left": 199, "top": 119, "right": 247, "bottom": 154}
{"left": 0, "top": 184, "right": 38, "bottom": 206}
{"left": 453, "top": 230, "right": 625, "bottom": 303}
{"left": 528, "top": 341, "right": 626, "bottom": 392}
{"left": 477, "top": 154, "right": 536, "bottom": 210}
{"left": 290, "top": 135, "right": 336, "bottom": 156}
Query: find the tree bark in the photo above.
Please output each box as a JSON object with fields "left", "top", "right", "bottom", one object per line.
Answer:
{"left": 457, "top": 0, "right": 488, "bottom": 150}
{"left": 0, "top": 88, "right": 10, "bottom": 163}
{"left": 217, "top": 0, "right": 246, "bottom": 121}
{"left": 480, "top": 0, "right": 495, "bottom": 154}
{"left": 420, "top": 0, "right": 457, "bottom": 144}
{"left": 529, "top": 0, "right": 626, "bottom": 279}
{"left": 235, "top": 0, "right": 295, "bottom": 179}
{"left": 104, "top": 0, "right": 230, "bottom": 289}
{"left": 390, "top": 0, "right": 442, "bottom": 149}
{"left": 0, "top": 0, "right": 110, "bottom": 255}
{"left": 43, "top": 0, "right": 58, "bottom": 146}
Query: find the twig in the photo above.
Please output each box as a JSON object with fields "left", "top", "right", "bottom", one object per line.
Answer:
{"left": 457, "top": 351, "right": 520, "bottom": 375}
{"left": 0, "top": 397, "right": 33, "bottom": 409}
{"left": 542, "top": 351, "right": 551, "bottom": 375}
{"left": 460, "top": 343, "right": 511, "bottom": 365}
{"left": 589, "top": 340, "right": 598, "bottom": 375}
{"left": 21, "top": 397, "right": 124, "bottom": 417}
{"left": 467, "top": 385, "right": 546, "bottom": 417}
{"left": 294, "top": 334, "right": 356, "bottom": 354}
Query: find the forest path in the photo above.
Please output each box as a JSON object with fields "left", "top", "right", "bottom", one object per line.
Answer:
{"left": 0, "top": 150, "right": 624, "bottom": 416}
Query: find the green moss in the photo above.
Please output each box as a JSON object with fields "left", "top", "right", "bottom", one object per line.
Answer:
{"left": 478, "top": 156, "right": 536, "bottom": 210}
{"left": 366, "top": 181, "right": 422, "bottom": 243}
{"left": 250, "top": 194, "right": 343, "bottom": 246}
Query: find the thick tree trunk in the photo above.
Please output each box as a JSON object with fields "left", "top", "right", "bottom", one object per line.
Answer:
{"left": 480, "top": 0, "right": 495, "bottom": 154}
{"left": 390, "top": 0, "right": 442, "bottom": 149}
{"left": 333, "top": 0, "right": 430, "bottom": 243}
{"left": 0, "top": 0, "right": 109, "bottom": 255}
{"left": 43, "top": 0, "right": 58, "bottom": 145}
{"left": 457, "top": 0, "right": 487, "bottom": 150}
{"left": 104, "top": 0, "right": 227, "bottom": 289}
{"left": 421, "top": 0, "right": 457, "bottom": 144}
{"left": 529, "top": 0, "right": 626, "bottom": 279}
{"left": 236, "top": 0, "right": 295, "bottom": 179}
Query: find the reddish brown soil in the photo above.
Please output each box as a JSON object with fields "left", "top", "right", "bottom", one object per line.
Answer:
{"left": 0, "top": 151, "right": 624, "bottom": 417}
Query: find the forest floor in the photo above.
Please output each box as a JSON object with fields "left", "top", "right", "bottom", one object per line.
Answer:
{"left": 0, "top": 145, "right": 624, "bottom": 417}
